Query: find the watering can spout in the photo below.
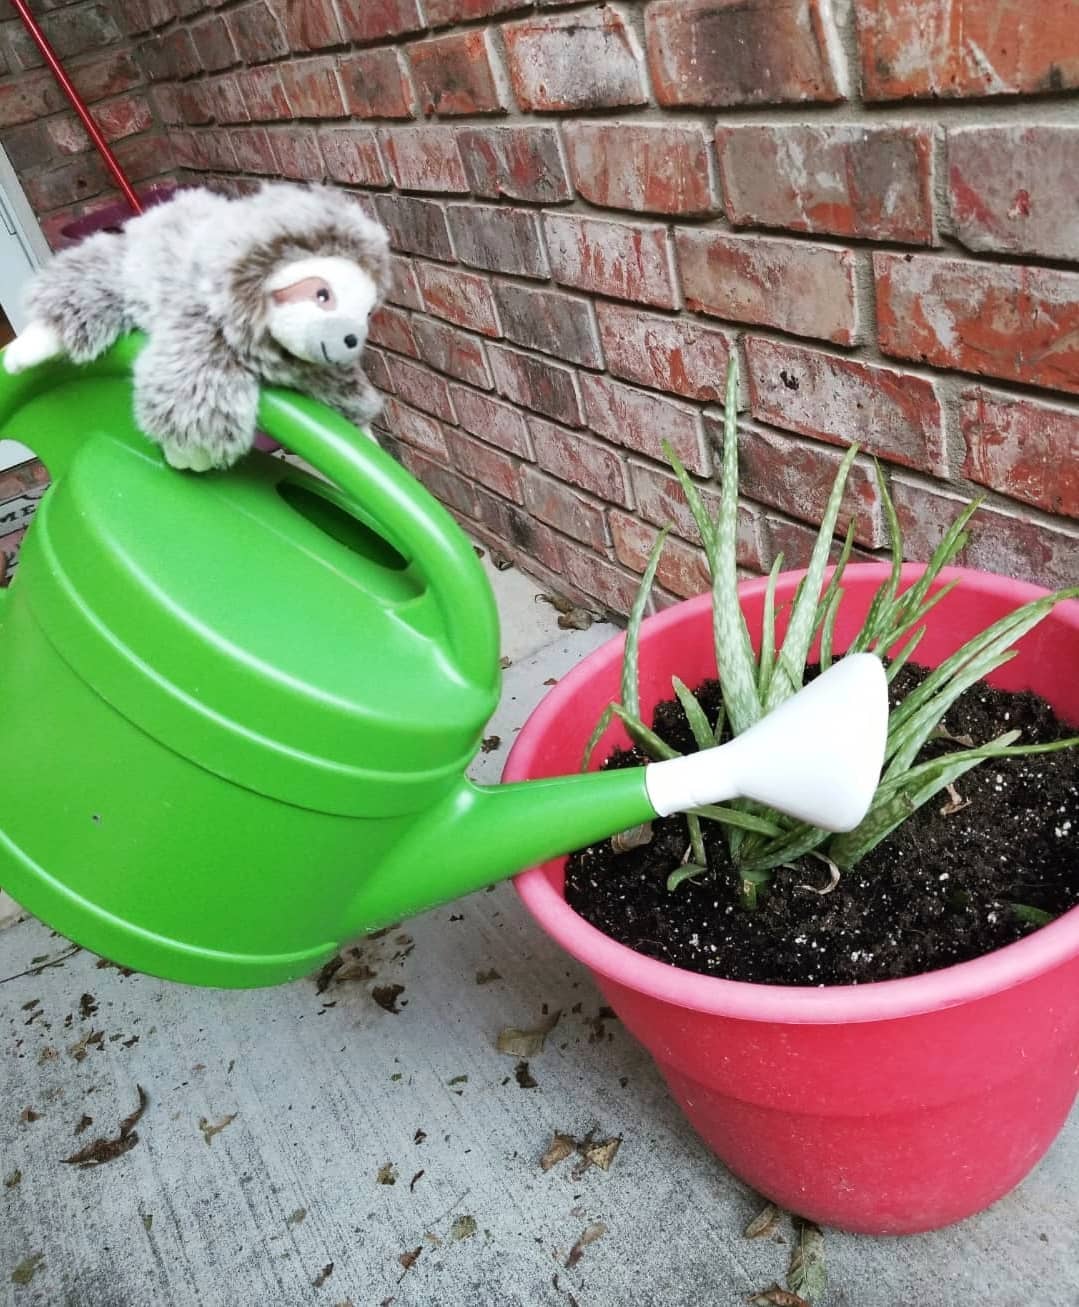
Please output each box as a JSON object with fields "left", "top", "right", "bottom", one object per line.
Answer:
{"left": 347, "top": 654, "right": 889, "bottom": 934}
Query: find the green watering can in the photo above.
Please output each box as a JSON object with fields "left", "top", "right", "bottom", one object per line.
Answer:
{"left": 0, "top": 334, "right": 887, "bottom": 988}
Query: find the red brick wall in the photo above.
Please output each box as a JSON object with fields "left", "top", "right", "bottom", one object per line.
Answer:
{"left": 7, "top": 0, "right": 1079, "bottom": 612}
{"left": 0, "top": 0, "right": 178, "bottom": 245}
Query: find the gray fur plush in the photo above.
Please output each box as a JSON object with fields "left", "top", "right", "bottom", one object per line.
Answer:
{"left": 15, "top": 182, "right": 391, "bottom": 469}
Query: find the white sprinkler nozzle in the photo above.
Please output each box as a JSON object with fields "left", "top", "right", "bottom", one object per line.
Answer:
{"left": 644, "top": 653, "right": 889, "bottom": 833}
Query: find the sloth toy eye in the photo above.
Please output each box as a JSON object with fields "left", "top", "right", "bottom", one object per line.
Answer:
{"left": 315, "top": 287, "right": 330, "bottom": 304}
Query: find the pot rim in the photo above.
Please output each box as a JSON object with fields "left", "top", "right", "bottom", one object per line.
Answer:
{"left": 507, "top": 564, "right": 1079, "bottom": 1026}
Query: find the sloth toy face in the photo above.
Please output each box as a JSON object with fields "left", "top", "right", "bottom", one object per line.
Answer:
{"left": 264, "top": 255, "right": 380, "bottom": 367}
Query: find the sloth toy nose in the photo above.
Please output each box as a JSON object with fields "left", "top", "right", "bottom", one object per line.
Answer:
{"left": 343, "top": 333, "right": 358, "bottom": 349}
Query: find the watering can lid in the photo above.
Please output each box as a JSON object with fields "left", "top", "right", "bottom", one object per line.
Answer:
{"left": 0, "top": 337, "right": 501, "bottom": 816}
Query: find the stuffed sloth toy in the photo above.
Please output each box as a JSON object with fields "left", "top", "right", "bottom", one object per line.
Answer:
{"left": 3, "top": 182, "right": 391, "bottom": 471}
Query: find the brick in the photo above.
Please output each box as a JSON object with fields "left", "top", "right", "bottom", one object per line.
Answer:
{"left": 207, "top": 74, "right": 250, "bottom": 124}
{"left": 446, "top": 204, "right": 548, "bottom": 280}
{"left": 763, "top": 515, "right": 873, "bottom": 572}
{"left": 521, "top": 467, "right": 607, "bottom": 549}
{"left": 456, "top": 125, "right": 571, "bottom": 203}
{"left": 337, "top": 0, "right": 425, "bottom": 44}
{"left": 855, "top": 0, "right": 1079, "bottom": 102}
{"left": 363, "top": 347, "right": 394, "bottom": 395}
{"left": 178, "top": 81, "right": 218, "bottom": 126}
{"left": 722, "top": 424, "right": 885, "bottom": 548}
{"left": 874, "top": 252, "right": 1079, "bottom": 396}
{"left": 544, "top": 214, "right": 676, "bottom": 310}
{"left": 282, "top": 0, "right": 342, "bottom": 50}
{"left": 493, "top": 283, "right": 601, "bottom": 368}
{"left": 447, "top": 428, "right": 524, "bottom": 504}
{"left": 33, "top": 5, "right": 122, "bottom": 60}
{"left": 410, "top": 30, "right": 504, "bottom": 117}
{"left": 961, "top": 387, "right": 1079, "bottom": 519}
{"left": 3, "top": 122, "right": 49, "bottom": 172}
{"left": 947, "top": 125, "right": 1079, "bottom": 263}
{"left": 746, "top": 337, "right": 945, "bottom": 476}
{"left": 230, "top": 127, "right": 277, "bottom": 175}
{"left": 890, "top": 476, "right": 1079, "bottom": 590}
{"left": 0, "top": 70, "right": 63, "bottom": 126}
{"left": 581, "top": 374, "right": 706, "bottom": 474}
{"left": 561, "top": 542, "right": 639, "bottom": 616}
{"left": 595, "top": 303, "right": 734, "bottom": 403}
{"left": 47, "top": 94, "right": 153, "bottom": 153}
{"left": 319, "top": 127, "right": 388, "bottom": 186}
{"left": 400, "top": 448, "right": 477, "bottom": 517}
{"left": 241, "top": 65, "right": 291, "bottom": 121}
{"left": 611, "top": 511, "right": 710, "bottom": 599}
{"left": 503, "top": 6, "right": 647, "bottom": 112}
{"left": 375, "top": 195, "right": 454, "bottom": 262}
{"left": 717, "top": 123, "right": 934, "bottom": 246}
{"left": 414, "top": 319, "right": 492, "bottom": 389}
{"left": 76, "top": 51, "right": 142, "bottom": 103}
{"left": 646, "top": 0, "right": 845, "bottom": 107}
{"left": 114, "top": 133, "right": 171, "bottom": 182}
{"left": 368, "top": 305, "right": 419, "bottom": 358}
{"left": 26, "top": 156, "right": 109, "bottom": 213}
{"left": 380, "top": 127, "right": 467, "bottom": 193}
{"left": 488, "top": 344, "right": 581, "bottom": 426}
{"left": 676, "top": 231, "right": 859, "bottom": 346}
{"left": 340, "top": 48, "right": 414, "bottom": 120}
{"left": 384, "top": 355, "right": 456, "bottom": 422}
{"left": 270, "top": 128, "right": 324, "bottom": 180}
{"left": 280, "top": 57, "right": 344, "bottom": 118}
{"left": 530, "top": 417, "right": 629, "bottom": 503}
{"left": 389, "top": 257, "right": 424, "bottom": 310}
{"left": 191, "top": 14, "right": 235, "bottom": 71}
{"left": 417, "top": 264, "right": 500, "bottom": 337}
{"left": 227, "top": 3, "right": 287, "bottom": 63}
{"left": 472, "top": 494, "right": 566, "bottom": 575}
{"left": 451, "top": 385, "right": 531, "bottom": 455}
{"left": 380, "top": 397, "right": 450, "bottom": 461}
{"left": 629, "top": 460, "right": 761, "bottom": 567}
{"left": 426, "top": 0, "right": 526, "bottom": 23}
{"left": 563, "top": 121, "right": 716, "bottom": 217}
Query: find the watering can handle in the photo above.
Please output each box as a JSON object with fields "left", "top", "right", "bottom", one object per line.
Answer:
{"left": 256, "top": 384, "right": 498, "bottom": 684}
{"left": 0, "top": 333, "right": 498, "bottom": 686}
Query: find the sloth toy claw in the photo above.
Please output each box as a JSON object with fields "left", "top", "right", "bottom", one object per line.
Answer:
{"left": 4, "top": 182, "right": 391, "bottom": 472}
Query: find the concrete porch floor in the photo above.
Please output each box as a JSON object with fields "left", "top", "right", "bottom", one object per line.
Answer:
{"left": 2, "top": 558, "right": 1078, "bottom": 1307}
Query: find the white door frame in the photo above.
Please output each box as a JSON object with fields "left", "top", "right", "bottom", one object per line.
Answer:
{"left": 0, "top": 144, "right": 50, "bottom": 470}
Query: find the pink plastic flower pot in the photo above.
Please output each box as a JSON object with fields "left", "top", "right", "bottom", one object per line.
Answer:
{"left": 506, "top": 565, "right": 1079, "bottom": 1235}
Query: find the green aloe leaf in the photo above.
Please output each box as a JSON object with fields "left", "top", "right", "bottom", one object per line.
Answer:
{"left": 672, "top": 677, "right": 718, "bottom": 753}
{"left": 692, "top": 804, "right": 786, "bottom": 837}
{"left": 710, "top": 357, "right": 761, "bottom": 736}
{"left": 757, "top": 553, "right": 784, "bottom": 702}
{"left": 767, "top": 443, "right": 859, "bottom": 710}
{"left": 622, "top": 527, "right": 671, "bottom": 720}
{"left": 581, "top": 702, "right": 616, "bottom": 772}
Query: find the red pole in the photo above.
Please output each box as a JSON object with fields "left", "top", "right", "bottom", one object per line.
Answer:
{"left": 11, "top": 0, "right": 142, "bottom": 216}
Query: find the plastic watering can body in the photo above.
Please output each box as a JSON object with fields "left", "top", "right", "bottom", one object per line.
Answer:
{"left": 0, "top": 335, "right": 662, "bottom": 986}
{"left": 0, "top": 335, "right": 888, "bottom": 988}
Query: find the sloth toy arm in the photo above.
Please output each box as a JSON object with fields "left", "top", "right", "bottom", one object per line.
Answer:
{"left": 134, "top": 310, "right": 260, "bottom": 472}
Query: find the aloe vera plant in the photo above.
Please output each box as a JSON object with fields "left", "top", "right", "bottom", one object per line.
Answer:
{"left": 586, "top": 355, "right": 1079, "bottom": 910}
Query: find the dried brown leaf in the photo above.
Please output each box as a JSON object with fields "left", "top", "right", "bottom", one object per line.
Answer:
{"left": 939, "top": 783, "right": 971, "bottom": 817}
{"left": 198, "top": 1111, "right": 236, "bottom": 1147}
{"left": 481, "top": 735, "right": 501, "bottom": 753}
{"left": 450, "top": 1215, "right": 477, "bottom": 1241}
{"left": 566, "top": 1221, "right": 607, "bottom": 1268}
{"left": 398, "top": 1247, "right": 421, "bottom": 1271}
{"left": 582, "top": 1136, "right": 621, "bottom": 1172}
{"left": 540, "top": 1133, "right": 577, "bottom": 1172}
{"left": 373, "top": 983, "right": 405, "bottom": 1014}
{"left": 611, "top": 823, "right": 654, "bottom": 854}
{"left": 312, "top": 1263, "right": 334, "bottom": 1288}
{"left": 63, "top": 1085, "right": 148, "bottom": 1167}
{"left": 514, "top": 1060, "right": 537, "bottom": 1088}
{"left": 377, "top": 1163, "right": 397, "bottom": 1185}
{"left": 744, "top": 1202, "right": 782, "bottom": 1240}
{"left": 747, "top": 1287, "right": 811, "bottom": 1307}
{"left": 496, "top": 1009, "right": 561, "bottom": 1057}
